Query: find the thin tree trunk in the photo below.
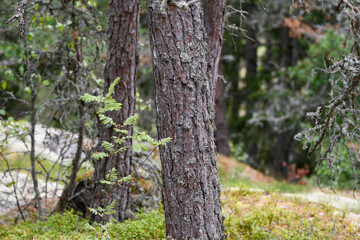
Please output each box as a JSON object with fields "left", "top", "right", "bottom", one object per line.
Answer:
{"left": 215, "top": 66, "right": 230, "bottom": 156}
{"left": 56, "top": 3, "right": 86, "bottom": 212}
{"left": 91, "top": 0, "right": 139, "bottom": 223}
{"left": 273, "top": 25, "right": 298, "bottom": 179}
{"left": 30, "top": 98, "right": 43, "bottom": 218}
{"left": 274, "top": 132, "right": 288, "bottom": 179}
{"left": 244, "top": 29, "right": 257, "bottom": 108}
{"left": 146, "top": 1, "right": 225, "bottom": 239}
{"left": 22, "top": 3, "right": 43, "bottom": 218}
{"left": 226, "top": 57, "right": 241, "bottom": 137}
{"left": 56, "top": 101, "right": 85, "bottom": 212}
{"left": 244, "top": 27, "right": 258, "bottom": 166}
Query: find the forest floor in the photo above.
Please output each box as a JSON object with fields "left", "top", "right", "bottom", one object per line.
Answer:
{"left": 0, "top": 144, "right": 360, "bottom": 238}
{"left": 218, "top": 154, "right": 360, "bottom": 239}
{"left": 218, "top": 154, "right": 360, "bottom": 214}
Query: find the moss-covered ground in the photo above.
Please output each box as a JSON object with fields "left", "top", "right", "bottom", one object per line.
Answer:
{"left": 1, "top": 154, "right": 359, "bottom": 239}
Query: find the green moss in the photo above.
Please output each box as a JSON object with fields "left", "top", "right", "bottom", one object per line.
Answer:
{"left": 107, "top": 209, "right": 165, "bottom": 239}
{"left": 0, "top": 208, "right": 165, "bottom": 240}
{"left": 1, "top": 174, "right": 359, "bottom": 239}
{"left": 223, "top": 185, "right": 359, "bottom": 240}
{"left": 0, "top": 211, "right": 86, "bottom": 240}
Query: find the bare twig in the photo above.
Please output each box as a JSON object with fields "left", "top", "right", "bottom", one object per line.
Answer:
{"left": 0, "top": 152, "right": 26, "bottom": 222}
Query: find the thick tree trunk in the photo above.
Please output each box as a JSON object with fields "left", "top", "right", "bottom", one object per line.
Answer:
{"left": 91, "top": 0, "right": 139, "bottom": 223}
{"left": 146, "top": 1, "right": 225, "bottom": 239}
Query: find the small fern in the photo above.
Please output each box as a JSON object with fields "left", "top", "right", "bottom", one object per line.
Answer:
{"left": 89, "top": 199, "right": 117, "bottom": 218}
{"left": 124, "top": 114, "right": 138, "bottom": 126}
{"left": 102, "top": 141, "right": 115, "bottom": 153}
{"left": 82, "top": 77, "right": 170, "bottom": 231}
{"left": 82, "top": 93, "right": 105, "bottom": 103}
{"left": 92, "top": 152, "right": 109, "bottom": 160}
{"left": 106, "top": 77, "right": 120, "bottom": 98}
{"left": 136, "top": 132, "right": 171, "bottom": 146}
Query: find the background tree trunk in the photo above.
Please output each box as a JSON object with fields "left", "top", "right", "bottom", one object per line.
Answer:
{"left": 273, "top": 25, "right": 299, "bottom": 179}
{"left": 146, "top": 1, "right": 225, "bottom": 239}
{"left": 243, "top": 27, "right": 258, "bottom": 167}
{"left": 203, "top": 0, "right": 227, "bottom": 87}
{"left": 215, "top": 65, "right": 230, "bottom": 156}
{"left": 203, "top": 0, "right": 230, "bottom": 157}
{"left": 91, "top": 0, "right": 139, "bottom": 223}
{"left": 56, "top": 7, "right": 86, "bottom": 213}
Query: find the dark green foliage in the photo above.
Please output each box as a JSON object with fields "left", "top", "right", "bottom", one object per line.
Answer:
{"left": 288, "top": 29, "right": 344, "bottom": 94}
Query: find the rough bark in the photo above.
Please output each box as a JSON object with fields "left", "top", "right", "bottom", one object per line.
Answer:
{"left": 203, "top": 0, "right": 230, "bottom": 156}
{"left": 203, "top": 0, "right": 227, "bottom": 88}
{"left": 91, "top": 0, "right": 139, "bottom": 223}
{"left": 146, "top": 1, "right": 225, "bottom": 239}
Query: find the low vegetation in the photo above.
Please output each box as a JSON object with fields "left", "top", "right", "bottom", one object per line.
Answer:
{"left": 0, "top": 209, "right": 165, "bottom": 240}
{"left": 1, "top": 160, "right": 359, "bottom": 239}
{"left": 222, "top": 184, "right": 359, "bottom": 239}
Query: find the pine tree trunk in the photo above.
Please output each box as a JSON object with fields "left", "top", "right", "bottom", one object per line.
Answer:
{"left": 203, "top": 0, "right": 230, "bottom": 157}
{"left": 146, "top": 1, "right": 225, "bottom": 239}
{"left": 91, "top": 0, "right": 139, "bottom": 223}
{"left": 273, "top": 25, "right": 298, "bottom": 179}
{"left": 244, "top": 27, "right": 258, "bottom": 166}
{"left": 203, "top": 0, "right": 226, "bottom": 87}
{"left": 215, "top": 65, "right": 230, "bottom": 156}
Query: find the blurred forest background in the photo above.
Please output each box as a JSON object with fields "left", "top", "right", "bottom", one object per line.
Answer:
{"left": 0, "top": 0, "right": 360, "bottom": 239}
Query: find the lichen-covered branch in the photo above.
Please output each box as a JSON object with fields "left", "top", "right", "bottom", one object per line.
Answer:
{"left": 296, "top": 0, "right": 360, "bottom": 192}
{"left": 5, "top": 0, "right": 27, "bottom": 35}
